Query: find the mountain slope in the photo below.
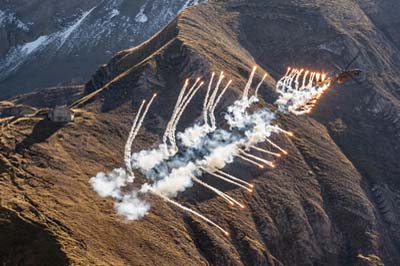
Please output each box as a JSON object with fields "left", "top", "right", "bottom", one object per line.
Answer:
{"left": 1, "top": 0, "right": 400, "bottom": 265}
{"left": 0, "top": 0, "right": 203, "bottom": 97}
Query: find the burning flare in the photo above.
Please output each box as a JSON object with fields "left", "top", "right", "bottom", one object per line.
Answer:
{"left": 275, "top": 67, "right": 332, "bottom": 114}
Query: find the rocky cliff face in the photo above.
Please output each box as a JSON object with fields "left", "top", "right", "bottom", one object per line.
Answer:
{"left": 1, "top": 0, "right": 400, "bottom": 265}
{"left": 0, "top": 0, "right": 203, "bottom": 97}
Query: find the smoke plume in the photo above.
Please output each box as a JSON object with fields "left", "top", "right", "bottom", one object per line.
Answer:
{"left": 90, "top": 66, "right": 332, "bottom": 234}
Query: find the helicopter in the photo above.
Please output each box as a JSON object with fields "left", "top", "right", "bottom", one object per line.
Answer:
{"left": 317, "top": 52, "right": 363, "bottom": 86}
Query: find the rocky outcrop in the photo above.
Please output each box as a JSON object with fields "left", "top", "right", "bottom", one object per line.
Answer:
{"left": 371, "top": 184, "right": 400, "bottom": 243}
{"left": 9, "top": 85, "right": 85, "bottom": 108}
{"left": 365, "top": 91, "right": 400, "bottom": 136}
{"left": 0, "top": 101, "right": 36, "bottom": 118}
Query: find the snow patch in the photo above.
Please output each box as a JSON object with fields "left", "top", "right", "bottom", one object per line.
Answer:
{"left": 0, "top": 10, "right": 6, "bottom": 25}
{"left": 16, "top": 21, "right": 29, "bottom": 31}
{"left": 181, "top": 0, "right": 202, "bottom": 11}
{"left": 0, "top": 9, "right": 29, "bottom": 31}
{"left": 58, "top": 6, "right": 97, "bottom": 47}
{"left": 110, "top": 9, "right": 120, "bottom": 19}
{"left": 21, "top": 35, "right": 49, "bottom": 54}
{"left": 135, "top": 5, "right": 148, "bottom": 23}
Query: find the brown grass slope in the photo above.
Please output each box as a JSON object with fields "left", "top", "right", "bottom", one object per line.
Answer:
{"left": 1, "top": 0, "right": 400, "bottom": 265}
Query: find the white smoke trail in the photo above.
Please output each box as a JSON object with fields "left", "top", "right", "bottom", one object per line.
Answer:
{"left": 144, "top": 79, "right": 205, "bottom": 170}
{"left": 124, "top": 100, "right": 146, "bottom": 176}
{"left": 288, "top": 69, "right": 299, "bottom": 87}
{"left": 177, "top": 78, "right": 201, "bottom": 112}
{"left": 175, "top": 78, "right": 201, "bottom": 119}
{"left": 207, "top": 72, "right": 225, "bottom": 129}
{"left": 203, "top": 72, "right": 215, "bottom": 126}
{"left": 265, "top": 138, "right": 288, "bottom": 155}
{"left": 177, "top": 74, "right": 231, "bottom": 148}
{"left": 237, "top": 154, "right": 265, "bottom": 169}
{"left": 193, "top": 176, "right": 246, "bottom": 209}
{"left": 191, "top": 176, "right": 236, "bottom": 206}
{"left": 242, "top": 66, "right": 257, "bottom": 100}
{"left": 170, "top": 79, "right": 204, "bottom": 151}
{"left": 124, "top": 94, "right": 157, "bottom": 177}
{"left": 294, "top": 69, "right": 303, "bottom": 90}
{"left": 202, "top": 168, "right": 252, "bottom": 192}
{"left": 272, "top": 126, "right": 294, "bottom": 137}
{"left": 275, "top": 67, "right": 331, "bottom": 114}
{"left": 136, "top": 94, "right": 157, "bottom": 133}
{"left": 300, "top": 70, "right": 309, "bottom": 90}
{"left": 239, "top": 150, "right": 275, "bottom": 168}
{"left": 165, "top": 79, "right": 195, "bottom": 147}
{"left": 149, "top": 188, "right": 229, "bottom": 236}
{"left": 254, "top": 73, "right": 267, "bottom": 97}
{"left": 251, "top": 145, "right": 282, "bottom": 157}
{"left": 207, "top": 72, "right": 224, "bottom": 112}
{"left": 175, "top": 73, "right": 225, "bottom": 149}
{"left": 281, "top": 69, "right": 295, "bottom": 91}
{"left": 163, "top": 79, "right": 189, "bottom": 145}
{"left": 213, "top": 79, "right": 232, "bottom": 110}
{"left": 216, "top": 170, "right": 254, "bottom": 189}
{"left": 209, "top": 79, "right": 232, "bottom": 129}
{"left": 277, "top": 67, "right": 291, "bottom": 86}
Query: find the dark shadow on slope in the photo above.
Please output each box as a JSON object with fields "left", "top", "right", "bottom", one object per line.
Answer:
{"left": 184, "top": 216, "right": 241, "bottom": 266}
{"left": 16, "top": 119, "right": 63, "bottom": 152}
{"left": 0, "top": 208, "right": 69, "bottom": 266}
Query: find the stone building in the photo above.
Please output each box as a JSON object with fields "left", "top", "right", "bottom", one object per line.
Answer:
{"left": 48, "top": 105, "right": 75, "bottom": 123}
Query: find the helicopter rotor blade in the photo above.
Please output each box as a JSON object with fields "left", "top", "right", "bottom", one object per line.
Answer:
{"left": 344, "top": 51, "right": 361, "bottom": 70}
{"left": 332, "top": 62, "right": 343, "bottom": 72}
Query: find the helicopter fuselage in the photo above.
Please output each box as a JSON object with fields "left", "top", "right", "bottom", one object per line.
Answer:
{"left": 334, "top": 69, "right": 362, "bottom": 84}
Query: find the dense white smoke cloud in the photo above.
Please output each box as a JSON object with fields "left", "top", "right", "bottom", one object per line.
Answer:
{"left": 178, "top": 124, "right": 210, "bottom": 149}
{"left": 114, "top": 193, "right": 150, "bottom": 220}
{"left": 90, "top": 168, "right": 132, "bottom": 199}
{"left": 90, "top": 168, "right": 150, "bottom": 219}
{"left": 151, "top": 162, "right": 197, "bottom": 197}
{"left": 201, "top": 142, "right": 238, "bottom": 170}
{"left": 131, "top": 144, "right": 170, "bottom": 171}
{"left": 90, "top": 66, "right": 332, "bottom": 234}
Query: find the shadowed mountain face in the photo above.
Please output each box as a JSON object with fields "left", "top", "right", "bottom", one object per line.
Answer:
{"left": 0, "top": 0, "right": 203, "bottom": 97}
{"left": 1, "top": 0, "right": 400, "bottom": 265}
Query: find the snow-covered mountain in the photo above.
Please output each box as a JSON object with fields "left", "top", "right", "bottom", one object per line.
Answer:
{"left": 0, "top": 0, "right": 203, "bottom": 97}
